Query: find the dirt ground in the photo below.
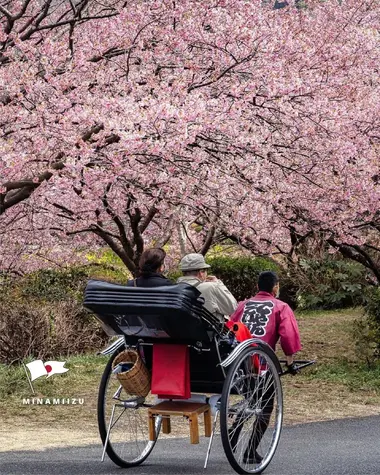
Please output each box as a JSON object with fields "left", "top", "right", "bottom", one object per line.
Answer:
{"left": 1, "top": 422, "right": 101, "bottom": 452}
{"left": 2, "top": 309, "right": 380, "bottom": 452}
{"left": 2, "top": 392, "right": 380, "bottom": 453}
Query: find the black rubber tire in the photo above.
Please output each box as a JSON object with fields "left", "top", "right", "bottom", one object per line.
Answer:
{"left": 220, "top": 345, "right": 283, "bottom": 474}
{"left": 98, "top": 347, "right": 159, "bottom": 467}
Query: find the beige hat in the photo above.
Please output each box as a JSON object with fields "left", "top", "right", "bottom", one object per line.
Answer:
{"left": 180, "top": 253, "right": 211, "bottom": 271}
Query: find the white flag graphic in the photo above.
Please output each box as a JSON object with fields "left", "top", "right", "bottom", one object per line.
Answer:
{"left": 44, "top": 361, "right": 69, "bottom": 378}
{"left": 26, "top": 360, "right": 69, "bottom": 381}
{"left": 26, "top": 360, "right": 48, "bottom": 381}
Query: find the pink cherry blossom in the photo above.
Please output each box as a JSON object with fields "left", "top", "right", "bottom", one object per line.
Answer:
{"left": 0, "top": 0, "right": 379, "bottom": 278}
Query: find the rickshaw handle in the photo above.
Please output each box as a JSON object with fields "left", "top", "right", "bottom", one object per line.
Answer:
{"left": 279, "top": 359, "right": 316, "bottom": 376}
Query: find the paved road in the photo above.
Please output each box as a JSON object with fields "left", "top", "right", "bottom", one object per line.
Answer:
{"left": 1, "top": 416, "right": 380, "bottom": 475}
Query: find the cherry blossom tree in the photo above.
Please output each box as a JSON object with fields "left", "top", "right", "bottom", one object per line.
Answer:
{"left": 1, "top": 0, "right": 379, "bottom": 277}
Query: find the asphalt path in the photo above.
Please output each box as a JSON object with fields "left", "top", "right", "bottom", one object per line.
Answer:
{"left": 1, "top": 416, "right": 380, "bottom": 475}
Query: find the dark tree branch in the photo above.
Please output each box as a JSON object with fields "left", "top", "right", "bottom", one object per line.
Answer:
{"left": 101, "top": 183, "right": 135, "bottom": 260}
{"left": 129, "top": 206, "right": 144, "bottom": 261}
{"left": 2, "top": 161, "right": 65, "bottom": 214}
{"left": 139, "top": 205, "right": 158, "bottom": 234}
{"left": 327, "top": 239, "right": 380, "bottom": 282}
{"left": 0, "top": 122, "right": 110, "bottom": 216}
{"left": 155, "top": 214, "right": 176, "bottom": 248}
{"left": 180, "top": 221, "right": 197, "bottom": 253}
{"left": 92, "top": 228, "right": 136, "bottom": 275}
{"left": 199, "top": 225, "right": 216, "bottom": 255}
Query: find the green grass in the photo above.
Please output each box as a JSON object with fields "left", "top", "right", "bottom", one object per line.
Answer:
{"left": 302, "top": 360, "right": 380, "bottom": 391}
{"left": 0, "top": 354, "right": 109, "bottom": 422}
{"left": 295, "top": 307, "right": 380, "bottom": 390}
{"left": 2, "top": 308, "right": 380, "bottom": 426}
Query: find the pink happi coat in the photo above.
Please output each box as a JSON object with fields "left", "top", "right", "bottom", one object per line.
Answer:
{"left": 229, "top": 291, "right": 302, "bottom": 356}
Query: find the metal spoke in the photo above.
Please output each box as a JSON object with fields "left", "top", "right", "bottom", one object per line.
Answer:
{"left": 98, "top": 350, "right": 160, "bottom": 467}
{"left": 221, "top": 346, "right": 283, "bottom": 474}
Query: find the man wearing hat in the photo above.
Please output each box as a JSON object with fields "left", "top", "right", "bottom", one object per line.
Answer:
{"left": 177, "top": 253, "right": 237, "bottom": 322}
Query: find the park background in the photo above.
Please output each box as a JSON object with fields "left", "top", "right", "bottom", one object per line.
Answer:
{"left": 0, "top": 0, "right": 380, "bottom": 451}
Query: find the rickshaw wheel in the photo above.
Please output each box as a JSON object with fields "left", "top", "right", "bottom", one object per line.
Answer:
{"left": 98, "top": 347, "right": 161, "bottom": 467}
{"left": 220, "top": 345, "right": 283, "bottom": 474}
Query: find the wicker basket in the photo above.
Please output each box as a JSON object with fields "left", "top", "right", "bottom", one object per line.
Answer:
{"left": 112, "top": 349, "right": 151, "bottom": 397}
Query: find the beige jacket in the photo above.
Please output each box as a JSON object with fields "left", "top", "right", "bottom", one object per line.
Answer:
{"left": 177, "top": 276, "right": 237, "bottom": 322}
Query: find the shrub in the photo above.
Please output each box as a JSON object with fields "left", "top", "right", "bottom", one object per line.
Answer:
{"left": 0, "top": 297, "right": 108, "bottom": 364}
{"left": 205, "top": 255, "right": 280, "bottom": 302}
{"left": 167, "top": 255, "right": 296, "bottom": 305}
{"left": 50, "top": 300, "right": 108, "bottom": 356}
{"left": 19, "top": 265, "right": 129, "bottom": 303}
{"left": 294, "top": 258, "right": 368, "bottom": 310}
{"left": 0, "top": 264, "right": 127, "bottom": 364}
{"left": 352, "top": 287, "right": 380, "bottom": 367}
{"left": 19, "top": 268, "right": 89, "bottom": 302}
{"left": 0, "top": 298, "right": 51, "bottom": 364}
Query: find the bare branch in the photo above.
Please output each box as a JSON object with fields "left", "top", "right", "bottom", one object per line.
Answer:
{"left": 0, "top": 5, "right": 13, "bottom": 19}
{"left": 180, "top": 221, "right": 198, "bottom": 253}
{"left": 199, "top": 225, "right": 216, "bottom": 255}
{"left": 101, "top": 183, "right": 135, "bottom": 259}
{"left": 139, "top": 205, "right": 158, "bottom": 234}
{"left": 2, "top": 161, "right": 65, "bottom": 213}
{"left": 14, "top": 0, "right": 33, "bottom": 21}
{"left": 92, "top": 227, "right": 136, "bottom": 274}
{"left": 156, "top": 214, "right": 175, "bottom": 248}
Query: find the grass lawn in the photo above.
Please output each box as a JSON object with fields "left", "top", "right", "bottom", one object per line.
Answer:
{"left": 1, "top": 307, "right": 380, "bottom": 451}
{"left": 282, "top": 307, "right": 380, "bottom": 424}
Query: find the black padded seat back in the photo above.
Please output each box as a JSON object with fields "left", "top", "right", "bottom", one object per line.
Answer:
{"left": 84, "top": 280, "right": 217, "bottom": 342}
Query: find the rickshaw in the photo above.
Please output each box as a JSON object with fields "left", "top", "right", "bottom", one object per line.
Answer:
{"left": 84, "top": 280, "right": 313, "bottom": 475}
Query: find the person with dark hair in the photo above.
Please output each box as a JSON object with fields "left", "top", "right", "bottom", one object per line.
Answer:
{"left": 230, "top": 271, "right": 301, "bottom": 362}
{"left": 257, "top": 270, "right": 279, "bottom": 293}
{"left": 228, "top": 270, "right": 301, "bottom": 464}
{"left": 127, "top": 248, "right": 173, "bottom": 287}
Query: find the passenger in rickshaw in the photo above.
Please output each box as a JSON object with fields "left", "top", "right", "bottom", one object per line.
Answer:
{"left": 228, "top": 271, "right": 302, "bottom": 463}
{"left": 127, "top": 248, "right": 174, "bottom": 287}
{"left": 177, "top": 253, "right": 237, "bottom": 323}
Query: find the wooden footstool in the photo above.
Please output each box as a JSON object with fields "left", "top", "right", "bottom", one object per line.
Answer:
{"left": 148, "top": 401, "right": 212, "bottom": 444}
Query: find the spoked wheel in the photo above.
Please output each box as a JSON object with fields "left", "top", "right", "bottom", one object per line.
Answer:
{"left": 98, "top": 347, "right": 161, "bottom": 467}
{"left": 220, "top": 345, "right": 283, "bottom": 474}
